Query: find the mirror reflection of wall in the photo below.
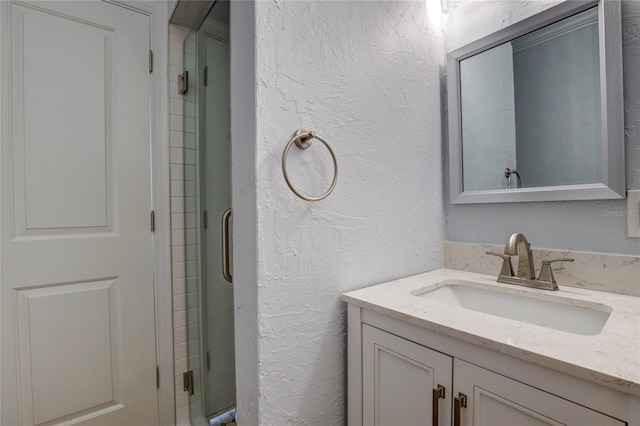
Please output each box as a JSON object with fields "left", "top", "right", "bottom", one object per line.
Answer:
{"left": 461, "top": 42, "right": 517, "bottom": 191}
{"left": 460, "top": 7, "right": 601, "bottom": 191}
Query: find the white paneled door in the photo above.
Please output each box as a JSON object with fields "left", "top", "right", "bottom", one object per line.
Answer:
{"left": 1, "top": 1, "right": 159, "bottom": 425}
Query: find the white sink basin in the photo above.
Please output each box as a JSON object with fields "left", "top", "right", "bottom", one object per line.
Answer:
{"left": 413, "top": 281, "right": 612, "bottom": 335}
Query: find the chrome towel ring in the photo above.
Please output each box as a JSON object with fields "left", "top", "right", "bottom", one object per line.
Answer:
{"left": 282, "top": 129, "right": 338, "bottom": 202}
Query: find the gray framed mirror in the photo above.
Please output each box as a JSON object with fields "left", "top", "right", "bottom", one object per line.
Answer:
{"left": 447, "top": 0, "right": 624, "bottom": 204}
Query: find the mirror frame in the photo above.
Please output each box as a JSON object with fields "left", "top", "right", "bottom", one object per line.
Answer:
{"left": 447, "top": 0, "right": 624, "bottom": 204}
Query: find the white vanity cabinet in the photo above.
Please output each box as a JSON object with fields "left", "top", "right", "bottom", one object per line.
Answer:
{"left": 349, "top": 307, "right": 635, "bottom": 426}
{"left": 362, "top": 325, "right": 452, "bottom": 426}
{"left": 453, "top": 359, "right": 624, "bottom": 426}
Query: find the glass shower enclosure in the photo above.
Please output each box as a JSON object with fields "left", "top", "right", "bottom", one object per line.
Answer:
{"left": 182, "top": 1, "right": 234, "bottom": 424}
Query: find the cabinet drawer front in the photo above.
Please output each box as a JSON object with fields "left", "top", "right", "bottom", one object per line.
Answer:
{"left": 453, "top": 359, "right": 625, "bottom": 426}
{"left": 362, "top": 325, "right": 453, "bottom": 426}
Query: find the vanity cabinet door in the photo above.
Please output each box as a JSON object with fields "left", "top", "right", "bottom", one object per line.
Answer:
{"left": 453, "top": 359, "right": 625, "bottom": 426}
{"left": 362, "top": 324, "right": 453, "bottom": 426}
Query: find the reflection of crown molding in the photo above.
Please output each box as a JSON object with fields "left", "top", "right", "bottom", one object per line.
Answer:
{"left": 201, "top": 17, "right": 229, "bottom": 43}
{"left": 512, "top": 7, "right": 598, "bottom": 53}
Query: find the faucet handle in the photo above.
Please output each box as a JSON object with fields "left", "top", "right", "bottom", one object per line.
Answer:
{"left": 486, "top": 251, "right": 514, "bottom": 277}
{"left": 538, "top": 258, "right": 574, "bottom": 287}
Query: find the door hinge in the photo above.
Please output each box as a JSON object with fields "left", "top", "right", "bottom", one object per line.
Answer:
{"left": 204, "top": 66, "right": 208, "bottom": 86}
{"left": 149, "top": 50, "right": 153, "bottom": 73}
{"left": 183, "top": 370, "right": 194, "bottom": 395}
{"left": 178, "top": 71, "right": 189, "bottom": 95}
{"left": 206, "top": 351, "right": 211, "bottom": 371}
{"left": 203, "top": 210, "right": 208, "bottom": 229}
{"left": 150, "top": 210, "right": 155, "bottom": 232}
{"left": 156, "top": 366, "right": 160, "bottom": 389}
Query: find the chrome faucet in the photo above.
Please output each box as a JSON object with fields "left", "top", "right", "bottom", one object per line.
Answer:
{"left": 486, "top": 232, "right": 574, "bottom": 291}
{"left": 504, "top": 233, "right": 535, "bottom": 279}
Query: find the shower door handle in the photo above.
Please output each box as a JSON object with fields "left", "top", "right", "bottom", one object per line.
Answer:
{"left": 222, "top": 208, "right": 232, "bottom": 283}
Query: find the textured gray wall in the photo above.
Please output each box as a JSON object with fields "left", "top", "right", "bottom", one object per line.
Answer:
{"left": 445, "top": 0, "right": 640, "bottom": 255}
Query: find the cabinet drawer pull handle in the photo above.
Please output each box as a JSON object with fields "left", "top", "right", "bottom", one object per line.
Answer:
{"left": 453, "top": 392, "right": 467, "bottom": 426}
{"left": 432, "top": 384, "right": 445, "bottom": 426}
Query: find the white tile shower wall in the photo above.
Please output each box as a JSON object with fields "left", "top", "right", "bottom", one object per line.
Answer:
{"left": 231, "top": 1, "right": 446, "bottom": 424}
{"left": 169, "top": 23, "right": 195, "bottom": 426}
{"left": 444, "top": 0, "right": 640, "bottom": 256}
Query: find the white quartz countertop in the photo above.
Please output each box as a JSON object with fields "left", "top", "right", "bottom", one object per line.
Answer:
{"left": 342, "top": 268, "right": 640, "bottom": 397}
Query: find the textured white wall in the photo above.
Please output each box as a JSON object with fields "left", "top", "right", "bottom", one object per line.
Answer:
{"left": 445, "top": 0, "right": 640, "bottom": 255}
{"left": 229, "top": 1, "right": 259, "bottom": 425}
{"left": 231, "top": 0, "right": 446, "bottom": 424}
